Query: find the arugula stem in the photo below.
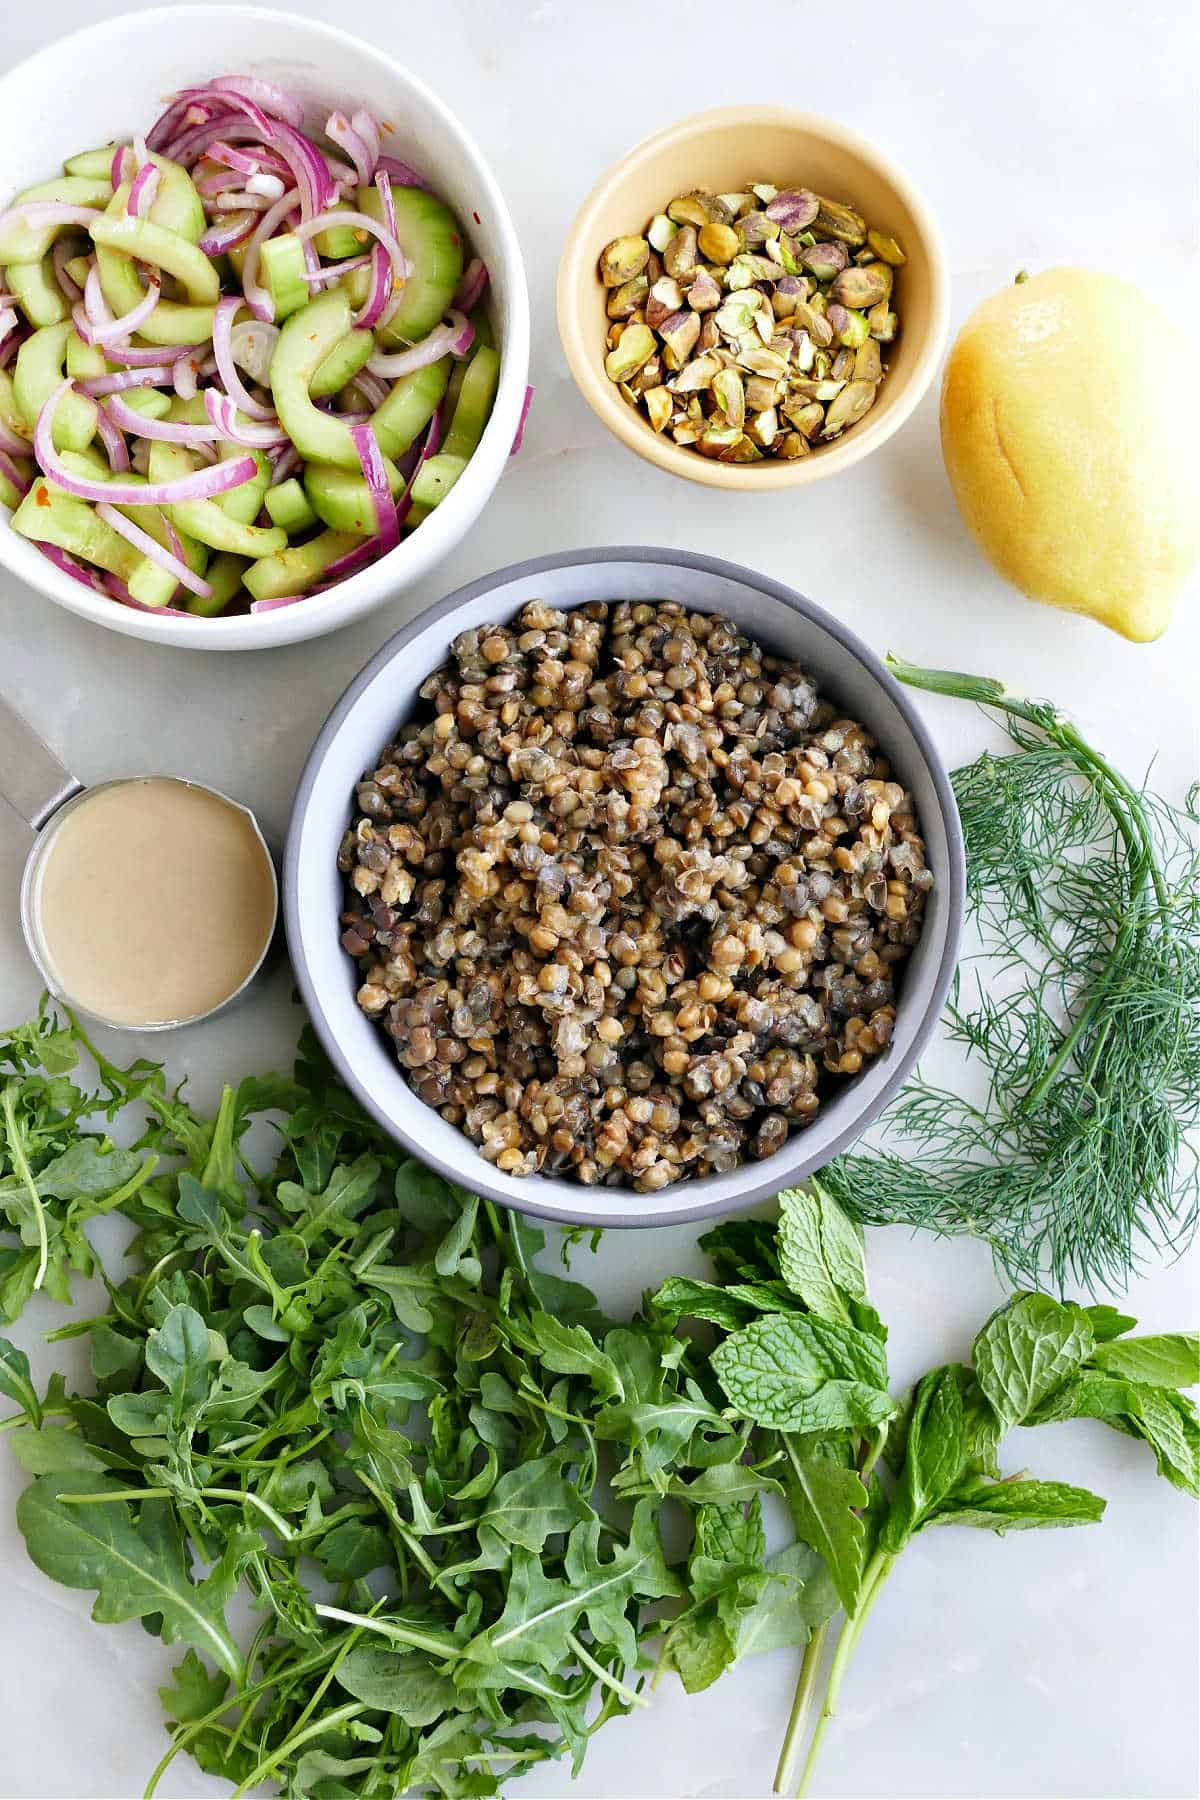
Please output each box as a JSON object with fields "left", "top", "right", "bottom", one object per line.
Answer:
{"left": 794, "top": 1550, "right": 896, "bottom": 1799}
{"left": 313, "top": 1603, "right": 462, "bottom": 1662}
{"left": 0, "top": 1405, "right": 72, "bottom": 1433}
{"left": 565, "top": 1631, "right": 648, "bottom": 1708}
{"left": 54, "top": 1485, "right": 297, "bottom": 1541}
{"left": 230, "top": 1699, "right": 366, "bottom": 1797}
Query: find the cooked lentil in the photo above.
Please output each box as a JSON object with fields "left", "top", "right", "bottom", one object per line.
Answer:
{"left": 338, "top": 601, "right": 931, "bottom": 1191}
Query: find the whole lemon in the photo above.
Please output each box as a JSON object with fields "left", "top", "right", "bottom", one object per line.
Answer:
{"left": 940, "top": 267, "right": 1200, "bottom": 641}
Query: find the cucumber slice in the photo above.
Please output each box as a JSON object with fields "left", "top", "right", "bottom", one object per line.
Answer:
{"left": 315, "top": 204, "right": 364, "bottom": 259}
{"left": 270, "top": 290, "right": 360, "bottom": 469}
{"left": 93, "top": 166, "right": 214, "bottom": 345}
{"left": 107, "top": 155, "right": 205, "bottom": 243}
{"left": 260, "top": 233, "right": 309, "bottom": 321}
{"left": 371, "top": 356, "right": 451, "bottom": 459}
{"left": 187, "top": 551, "right": 247, "bottom": 617}
{"left": 14, "top": 323, "right": 97, "bottom": 451}
{"left": 0, "top": 458, "right": 31, "bottom": 510}
{"left": 360, "top": 186, "right": 464, "bottom": 345}
{"left": 243, "top": 528, "right": 360, "bottom": 602}
{"left": 442, "top": 345, "right": 499, "bottom": 460}
{"left": 149, "top": 443, "right": 283, "bottom": 557}
{"left": 90, "top": 216, "right": 219, "bottom": 303}
{"left": 0, "top": 176, "right": 112, "bottom": 263}
{"left": 65, "top": 331, "right": 109, "bottom": 382}
{"left": 303, "top": 457, "right": 405, "bottom": 536}
{"left": 64, "top": 255, "right": 92, "bottom": 289}
{"left": 0, "top": 371, "right": 32, "bottom": 445}
{"left": 120, "top": 389, "right": 172, "bottom": 423}
{"left": 265, "top": 478, "right": 317, "bottom": 534}
{"left": 311, "top": 327, "right": 373, "bottom": 399}
{"left": 64, "top": 145, "right": 122, "bottom": 179}
{"left": 214, "top": 444, "right": 271, "bottom": 525}
{"left": 410, "top": 452, "right": 467, "bottom": 510}
{"left": 12, "top": 478, "right": 139, "bottom": 581}
{"left": 6, "top": 259, "right": 69, "bottom": 328}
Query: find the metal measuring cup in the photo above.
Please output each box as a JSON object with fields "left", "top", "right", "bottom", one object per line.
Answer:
{"left": 1, "top": 694, "right": 279, "bottom": 1032}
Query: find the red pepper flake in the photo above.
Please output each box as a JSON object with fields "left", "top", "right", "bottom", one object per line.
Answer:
{"left": 472, "top": 211, "right": 481, "bottom": 225}
{"left": 35, "top": 484, "right": 50, "bottom": 507}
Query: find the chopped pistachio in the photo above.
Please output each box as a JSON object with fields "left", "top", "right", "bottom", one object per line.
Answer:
{"left": 739, "top": 345, "right": 789, "bottom": 379}
{"left": 744, "top": 374, "right": 782, "bottom": 412}
{"left": 853, "top": 338, "right": 882, "bottom": 383}
{"left": 831, "top": 348, "right": 855, "bottom": 382}
{"left": 646, "top": 276, "right": 684, "bottom": 329}
{"left": 751, "top": 183, "right": 778, "bottom": 203}
{"left": 764, "top": 237, "right": 785, "bottom": 267}
{"left": 696, "top": 314, "right": 720, "bottom": 355}
{"left": 792, "top": 330, "right": 815, "bottom": 373}
{"left": 604, "top": 323, "right": 656, "bottom": 382}
{"left": 607, "top": 273, "right": 650, "bottom": 319}
{"left": 801, "top": 241, "right": 850, "bottom": 282}
{"left": 718, "top": 192, "right": 753, "bottom": 217}
{"left": 669, "top": 352, "right": 722, "bottom": 393}
{"left": 712, "top": 367, "right": 746, "bottom": 429}
{"left": 644, "top": 386, "right": 673, "bottom": 432}
{"left": 714, "top": 294, "right": 761, "bottom": 338}
{"left": 598, "top": 235, "right": 650, "bottom": 287}
{"left": 697, "top": 423, "right": 745, "bottom": 458}
{"left": 667, "top": 193, "right": 713, "bottom": 228}
{"left": 811, "top": 348, "right": 832, "bottom": 380}
{"left": 867, "top": 302, "right": 898, "bottom": 342}
{"left": 662, "top": 225, "right": 698, "bottom": 280}
{"left": 745, "top": 405, "right": 779, "bottom": 449}
{"left": 765, "top": 189, "right": 820, "bottom": 232}
{"left": 738, "top": 210, "right": 781, "bottom": 247}
{"left": 815, "top": 197, "right": 868, "bottom": 244}
{"left": 776, "top": 430, "right": 811, "bottom": 458}
{"left": 672, "top": 420, "right": 702, "bottom": 444}
{"left": 686, "top": 267, "right": 723, "bottom": 311}
{"left": 658, "top": 309, "right": 702, "bottom": 369}
{"left": 782, "top": 397, "right": 825, "bottom": 439}
{"left": 867, "top": 228, "right": 906, "bottom": 265}
{"left": 830, "top": 264, "right": 891, "bottom": 309}
{"left": 771, "top": 274, "right": 809, "bottom": 318}
{"left": 647, "top": 213, "right": 678, "bottom": 253}
{"left": 697, "top": 221, "right": 740, "bottom": 264}
{"left": 823, "top": 378, "right": 878, "bottom": 434}
{"left": 827, "top": 303, "right": 871, "bottom": 348}
{"left": 633, "top": 354, "right": 664, "bottom": 393}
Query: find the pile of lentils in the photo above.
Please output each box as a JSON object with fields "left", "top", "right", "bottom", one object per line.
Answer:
{"left": 338, "top": 601, "right": 932, "bottom": 1192}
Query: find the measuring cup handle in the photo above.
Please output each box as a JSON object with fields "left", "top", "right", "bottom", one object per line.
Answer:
{"left": 0, "top": 694, "right": 84, "bottom": 832}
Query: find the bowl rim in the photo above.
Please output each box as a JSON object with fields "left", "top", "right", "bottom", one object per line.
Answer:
{"left": 556, "top": 104, "right": 950, "bottom": 490}
{"left": 0, "top": 4, "right": 531, "bottom": 650}
{"left": 285, "top": 544, "right": 966, "bottom": 1227}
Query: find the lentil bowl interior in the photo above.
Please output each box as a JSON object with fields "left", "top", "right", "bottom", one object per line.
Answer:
{"left": 285, "top": 549, "right": 964, "bottom": 1228}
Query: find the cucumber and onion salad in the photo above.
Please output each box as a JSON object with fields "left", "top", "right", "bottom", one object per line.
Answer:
{"left": 0, "top": 74, "right": 523, "bottom": 616}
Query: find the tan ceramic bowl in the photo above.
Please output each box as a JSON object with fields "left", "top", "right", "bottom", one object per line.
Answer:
{"left": 557, "top": 106, "right": 949, "bottom": 489}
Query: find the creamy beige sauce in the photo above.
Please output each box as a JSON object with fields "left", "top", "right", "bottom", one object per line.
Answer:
{"left": 33, "top": 778, "right": 276, "bottom": 1026}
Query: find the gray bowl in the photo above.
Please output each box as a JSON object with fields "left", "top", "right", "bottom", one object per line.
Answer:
{"left": 285, "top": 548, "right": 964, "bottom": 1227}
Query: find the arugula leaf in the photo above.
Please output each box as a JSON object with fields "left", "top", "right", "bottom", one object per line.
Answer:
{"left": 782, "top": 1437, "right": 867, "bottom": 1616}
{"left": 1090, "top": 1334, "right": 1200, "bottom": 1388}
{"left": 973, "top": 1293, "right": 1094, "bottom": 1431}
{"left": 525, "top": 1311, "right": 624, "bottom": 1402}
{"left": 158, "top": 1650, "right": 231, "bottom": 1726}
{"left": 145, "top": 1305, "right": 213, "bottom": 1410}
{"left": 712, "top": 1314, "right": 894, "bottom": 1434}
{"left": 16, "top": 1473, "right": 244, "bottom": 1679}
{"left": 0, "top": 1335, "right": 41, "bottom": 1425}
{"left": 479, "top": 1455, "right": 592, "bottom": 1551}
{"left": 333, "top": 1648, "right": 457, "bottom": 1725}
{"left": 927, "top": 1479, "right": 1106, "bottom": 1532}
{"left": 881, "top": 1367, "right": 969, "bottom": 1552}
{"left": 9, "top": 1425, "right": 103, "bottom": 1475}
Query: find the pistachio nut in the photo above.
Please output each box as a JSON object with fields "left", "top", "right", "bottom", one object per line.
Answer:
{"left": 712, "top": 366, "right": 746, "bottom": 429}
{"left": 604, "top": 323, "right": 657, "bottom": 383}
{"left": 662, "top": 224, "right": 698, "bottom": 280}
{"left": 738, "top": 209, "right": 781, "bottom": 248}
{"left": 714, "top": 294, "right": 761, "bottom": 338}
{"left": 744, "top": 374, "right": 782, "bottom": 413}
{"left": 829, "top": 264, "right": 891, "bottom": 310}
{"left": 667, "top": 193, "right": 713, "bottom": 228}
{"left": 830, "top": 348, "right": 855, "bottom": 382}
{"left": 782, "top": 397, "right": 825, "bottom": 439}
{"left": 599, "top": 235, "right": 650, "bottom": 287}
{"left": 632, "top": 354, "right": 664, "bottom": 393}
{"left": 718, "top": 192, "right": 753, "bottom": 218}
{"left": 751, "top": 183, "right": 778, "bottom": 203}
{"left": 823, "top": 379, "right": 877, "bottom": 434}
{"left": 777, "top": 235, "right": 806, "bottom": 277}
{"left": 697, "top": 423, "right": 745, "bottom": 459}
{"left": 647, "top": 214, "right": 678, "bottom": 253}
{"left": 775, "top": 430, "right": 811, "bottom": 458}
{"left": 686, "top": 267, "right": 724, "bottom": 311}
{"left": 618, "top": 381, "right": 639, "bottom": 408}
{"left": 696, "top": 314, "right": 721, "bottom": 355}
{"left": 697, "top": 221, "right": 740, "bottom": 264}
{"left": 867, "top": 302, "right": 898, "bottom": 342}
{"left": 670, "top": 352, "right": 722, "bottom": 393}
{"left": 771, "top": 274, "right": 809, "bottom": 318}
{"left": 646, "top": 276, "right": 684, "bottom": 329}
{"left": 740, "top": 345, "right": 789, "bottom": 380}
{"left": 658, "top": 309, "right": 702, "bottom": 370}
{"left": 607, "top": 273, "right": 650, "bottom": 319}
{"left": 815, "top": 197, "right": 868, "bottom": 245}
{"left": 745, "top": 406, "right": 779, "bottom": 449}
{"left": 725, "top": 434, "right": 763, "bottom": 462}
{"left": 867, "top": 228, "right": 906, "bottom": 265}
{"left": 827, "top": 303, "right": 871, "bottom": 348}
{"left": 811, "top": 348, "right": 832, "bottom": 380}
{"left": 764, "top": 188, "right": 820, "bottom": 233}
{"left": 643, "top": 386, "right": 673, "bottom": 433}
{"left": 801, "top": 241, "right": 850, "bottom": 283}
{"left": 852, "top": 338, "right": 882, "bottom": 383}
{"left": 764, "top": 237, "right": 785, "bottom": 267}
{"left": 672, "top": 420, "right": 702, "bottom": 444}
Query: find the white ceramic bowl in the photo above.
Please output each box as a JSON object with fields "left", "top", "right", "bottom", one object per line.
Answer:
{"left": 0, "top": 7, "right": 530, "bottom": 650}
{"left": 286, "top": 548, "right": 965, "bottom": 1229}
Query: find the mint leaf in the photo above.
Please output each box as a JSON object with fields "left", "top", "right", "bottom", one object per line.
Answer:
{"left": 1124, "top": 1388, "right": 1200, "bottom": 1497}
{"left": 927, "top": 1478, "right": 1106, "bottom": 1532}
{"left": 712, "top": 1314, "right": 894, "bottom": 1434}
{"left": 881, "top": 1366, "right": 969, "bottom": 1552}
{"left": 1084, "top": 1305, "right": 1138, "bottom": 1342}
{"left": 1091, "top": 1334, "right": 1200, "bottom": 1389}
{"left": 1025, "top": 1372, "right": 1141, "bottom": 1426}
{"left": 783, "top": 1438, "right": 867, "bottom": 1615}
{"left": 973, "top": 1294, "right": 1094, "bottom": 1431}
{"left": 776, "top": 1184, "right": 866, "bottom": 1324}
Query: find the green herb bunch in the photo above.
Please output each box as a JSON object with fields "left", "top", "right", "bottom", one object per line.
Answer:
{"left": 822, "top": 659, "right": 1200, "bottom": 1294}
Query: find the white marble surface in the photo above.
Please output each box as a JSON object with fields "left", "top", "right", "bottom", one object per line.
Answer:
{"left": 1, "top": 1, "right": 1198, "bottom": 1796}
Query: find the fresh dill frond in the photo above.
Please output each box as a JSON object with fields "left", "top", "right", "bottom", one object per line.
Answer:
{"left": 821, "top": 660, "right": 1200, "bottom": 1296}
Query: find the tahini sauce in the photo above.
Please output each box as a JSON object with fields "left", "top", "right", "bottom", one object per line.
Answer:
{"left": 33, "top": 778, "right": 276, "bottom": 1025}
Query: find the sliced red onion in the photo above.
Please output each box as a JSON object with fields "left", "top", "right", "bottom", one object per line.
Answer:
{"left": 115, "top": 585, "right": 197, "bottom": 617}
{"left": 250, "top": 592, "right": 308, "bottom": 612}
{"left": 348, "top": 367, "right": 388, "bottom": 410}
{"left": 110, "top": 144, "right": 132, "bottom": 187}
{"left": 0, "top": 200, "right": 103, "bottom": 237}
{"left": 94, "top": 405, "right": 131, "bottom": 472}
{"left": 146, "top": 92, "right": 209, "bottom": 151}
{"left": 376, "top": 168, "right": 397, "bottom": 239}
{"left": 367, "top": 310, "right": 472, "bottom": 378}
{"left": 35, "top": 380, "right": 256, "bottom": 503}
{"left": 207, "top": 139, "right": 291, "bottom": 181}
{"left": 228, "top": 315, "right": 279, "bottom": 383}
{"left": 164, "top": 112, "right": 252, "bottom": 167}
{"left": 350, "top": 419, "right": 398, "bottom": 552}
{"left": 105, "top": 339, "right": 201, "bottom": 368}
{"left": 209, "top": 74, "right": 305, "bottom": 125}
{"left": 128, "top": 162, "right": 160, "bottom": 218}
{"left": 511, "top": 385, "right": 534, "bottom": 455}
{"left": 374, "top": 154, "right": 430, "bottom": 191}
{"left": 394, "top": 406, "right": 442, "bottom": 527}
{"left": 0, "top": 323, "right": 30, "bottom": 369}
{"left": 213, "top": 190, "right": 273, "bottom": 213}
{"left": 173, "top": 353, "right": 199, "bottom": 400}
{"left": 269, "top": 121, "right": 338, "bottom": 218}
{"left": 313, "top": 535, "right": 383, "bottom": 587}
{"left": 174, "top": 85, "right": 274, "bottom": 139}
{"left": 246, "top": 171, "right": 286, "bottom": 202}
{"left": 453, "top": 257, "right": 489, "bottom": 314}
{"left": 292, "top": 209, "right": 409, "bottom": 281}
{"left": 196, "top": 166, "right": 247, "bottom": 197}
{"left": 351, "top": 110, "right": 381, "bottom": 166}
{"left": 213, "top": 298, "right": 276, "bottom": 420}
{"left": 37, "top": 540, "right": 111, "bottom": 593}
{"left": 269, "top": 444, "right": 301, "bottom": 485}
{"left": 97, "top": 500, "right": 212, "bottom": 599}
{"left": 105, "top": 393, "right": 219, "bottom": 442}
{"left": 79, "top": 266, "right": 161, "bottom": 345}
{"left": 325, "top": 111, "right": 374, "bottom": 187}
{"left": 77, "top": 365, "right": 175, "bottom": 396}
{"left": 241, "top": 186, "right": 301, "bottom": 321}
{"left": 50, "top": 240, "right": 84, "bottom": 303}
{"left": 0, "top": 306, "right": 17, "bottom": 344}
{"left": 304, "top": 252, "right": 370, "bottom": 285}
{"left": 204, "top": 391, "right": 288, "bottom": 447}
{"left": 353, "top": 242, "right": 391, "bottom": 329}
{"left": 0, "top": 448, "right": 32, "bottom": 495}
{"left": 199, "top": 209, "right": 258, "bottom": 255}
